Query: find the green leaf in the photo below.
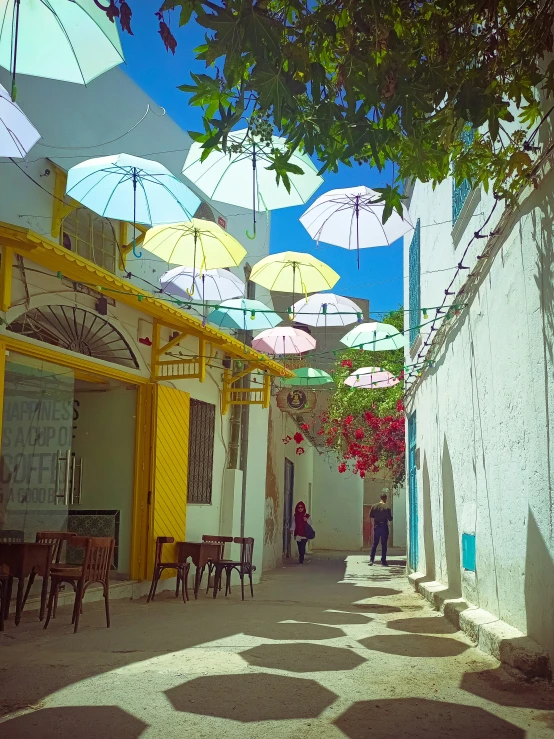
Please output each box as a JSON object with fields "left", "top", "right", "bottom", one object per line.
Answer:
{"left": 250, "top": 62, "right": 297, "bottom": 125}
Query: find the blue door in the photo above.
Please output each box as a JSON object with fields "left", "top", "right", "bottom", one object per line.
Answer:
{"left": 408, "top": 412, "right": 419, "bottom": 570}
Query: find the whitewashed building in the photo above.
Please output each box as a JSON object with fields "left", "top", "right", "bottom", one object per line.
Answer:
{"left": 403, "top": 122, "right": 554, "bottom": 676}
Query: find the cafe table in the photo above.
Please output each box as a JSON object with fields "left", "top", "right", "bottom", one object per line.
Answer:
{"left": 0, "top": 542, "right": 53, "bottom": 628}
{"left": 176, "top": 541, "right": 222, "bottom": 599}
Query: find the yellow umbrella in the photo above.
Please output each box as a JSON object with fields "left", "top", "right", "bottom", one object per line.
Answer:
{"left": 142, "top": 219, "right": 247, "bottom": 270}
{"left": 250, "top": 251, "right": 340, "bottom": 303}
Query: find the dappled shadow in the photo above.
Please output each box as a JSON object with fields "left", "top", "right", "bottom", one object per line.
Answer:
{"left": 0, "top": 706, "right": 148, "bottom": 738}
{"left": 359, "top": 634, "right": 469, "bottom": 658}
{"left": 352, "top": 604, "right": 404, "bottom": 614}
{"left": 387, "top": 617, "right": 459, "bottom": 635}
{"left": 243, "top": 621, "right": 344, "bottom": 641}
{"left": 166, "top": 673, "right": 337, "bottom": 721}
{"left": 293, "top": 609, "right": 373, "bottom": 626}
{"left": 460, "top": 667, "right": 554, "bottom": 709}
{"left": 241, "top": 643, "right": 367, "bottom": 672}
{"left": 334, "top": 698, "right": 525, "bottom": 738}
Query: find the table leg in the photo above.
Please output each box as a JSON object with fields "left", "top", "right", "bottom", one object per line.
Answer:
{"left": 3, "top": 576, "right": 13, "bottom": 619}
{"left": 15, "top": 577, "right": 24, "bottom": 626}
{"left": 39, "top": 574, "right": 49, "bottom": 621}
{"left": 194, "top": 565, "right": 201, "bottom": 599}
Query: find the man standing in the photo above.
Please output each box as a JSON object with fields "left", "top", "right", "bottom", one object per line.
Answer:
{"left": 369, "top": 493, "right": 393, "bottom": 566}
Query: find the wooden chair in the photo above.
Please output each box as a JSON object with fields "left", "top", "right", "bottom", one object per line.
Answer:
{"left": 146, "top": 536, "right": 190, "bottom": 604}
{"left": 213, "top": 537, "right": 256, "bottom": 601}
{"left": 22, "top": 532, "right": 76, "bottom": 612}
{"left": 0, "top": 530, "right": 24, "bottom": 542}
{"left": 0, "top": 530, "right": 24, "bottom": 621}
{"left": 201, "top": 535, "right": 233, "bottom": 593}
{"left": 44, "top": 536, "right": 115, "bottom": 634}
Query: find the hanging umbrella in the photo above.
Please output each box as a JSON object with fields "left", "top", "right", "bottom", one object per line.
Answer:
{"left": 66, "top": 154, "right": 201, "bottom": 258}
{"left": 300, "top": 185, "right": 414, "bottom": 268}
{"left": 282, "top": 367, "right": 333, "bottom": 386}
{"left": 208, "top": 298, "right": 281, "bottom": 331}
{"left": 290, "top": 292, "right": 363, "bottom": 328}
{"left": 182, "top": 129, "right": 323, "bottom": 238}
{"left": 341, "top": 321, "right": 405, "bottom": 351}
{"left": 0, "top": 0, "right": 124, "bottom": 100}
{"left": 0, "top": 81, "right": 39, "bottom": 156}
{"left": 250, "top": 252, "right": 339, "bottom": 315}
{"left": 252, "top": 326, "right": 316, "bottom": 356}
{"left": 344, "top": 367, "right": 400, "bottom": 389}
{"left": 161, "top": 267, "right": 245, "bottom": 303}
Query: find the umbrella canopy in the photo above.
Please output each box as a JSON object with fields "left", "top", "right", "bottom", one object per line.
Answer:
{"left": 290, "top": 292, "right": 363, "bottom": 328}
{"left": 0, "top": 81, "right": 39, "bottom": 157}
{"left": 282, "top": 367, "right": 333, "bottom": 386}
{"left": 300, "top": 185, "right": 414, "bottom": 268}
{"left": 0, "top": 0, "right": 124, "bottom": 100}
{"left": 143, "top": 219, "right": 246, "bottom": 270}
{"left": 66, "top": 154, "right": 201, "bottom": 228}
{"left": 182, "top": 129, "right": 323, "bottom": 237}
{"left": 208, "top": 298, "right": 281, "bottom": 331}
{"left": 250, "top": 252, "right": 339, "bottom": 306}
{"left": 344, "top": 366, "right": 400, "bottom": 389}
{"left": 341, "top": 321, "right": 405, "bottom": 351}
{"left": 252, "top": 327, "right": 316, "bottom": 355}
{"left": 161, "top": 267, "right": 245, "bottom": 303}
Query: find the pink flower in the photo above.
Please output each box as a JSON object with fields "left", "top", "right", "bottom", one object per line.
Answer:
{"left": 296, "top": 446, "right": 305, "bottom": 455}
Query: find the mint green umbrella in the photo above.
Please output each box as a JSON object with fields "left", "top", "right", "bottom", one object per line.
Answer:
{"left": 282, "top": 367, "right": 333, "bottom": 386}
{"left": 0, "top": 0, "right": 124, "bottom": 100}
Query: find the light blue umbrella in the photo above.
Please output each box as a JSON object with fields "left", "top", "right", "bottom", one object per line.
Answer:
{"left": 208, "top": 298, "right": 282, "bottom": 331}
{"left": 66, "top": 154, "right": 201, "bottom": 257}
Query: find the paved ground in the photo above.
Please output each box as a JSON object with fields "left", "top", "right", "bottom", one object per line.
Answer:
{"left": 1, "top": 552, "right": 553, "bottom": 738}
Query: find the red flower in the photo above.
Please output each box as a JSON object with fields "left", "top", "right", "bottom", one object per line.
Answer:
{"left": 282, "top": 435, "right": 292, "bottom": 444}
{"left": 344, "top": 415, "right": 354, "bottom": 426}
{"left": 296, "top": 446, "right": 305, "bottom": 455}
{"left": 293, "top": 432, "right": 304, "bottom": 444}
{"left": 338, "top": 462, "right": 347, "bottom": 473}
{"left": 301, "top": 423, "right": 310, "bottom": 431}
{"left": 341, "top": 359, "right": 353, "bottom": 368}
{"left": 355, "top": 428, "right": 364, "bottom": 440}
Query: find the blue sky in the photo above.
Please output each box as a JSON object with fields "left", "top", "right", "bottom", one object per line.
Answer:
{"left": 120, "top": 8, "right": 403, "bottom": 316}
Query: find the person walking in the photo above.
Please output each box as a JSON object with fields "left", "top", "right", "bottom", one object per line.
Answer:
{"left": 369, "top": 493, "right": 393, "bottom": 566}
{"left": 292, "top": 500, "right": 311, "bottom": 565}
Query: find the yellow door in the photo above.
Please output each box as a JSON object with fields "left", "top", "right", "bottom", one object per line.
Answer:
{"left": 149, "top": 384, "right": 190, "bottom": 575}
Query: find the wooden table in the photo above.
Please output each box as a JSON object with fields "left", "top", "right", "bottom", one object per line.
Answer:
{"left": 177, "top": 542, "right": 222, "bottom": 599}
{"left": 0, "top": 543, "right": 53, "bottom": 627}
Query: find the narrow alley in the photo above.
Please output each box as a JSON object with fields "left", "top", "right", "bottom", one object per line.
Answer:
{"left": 1, "top": 553, "right": 552, "bottom": 738}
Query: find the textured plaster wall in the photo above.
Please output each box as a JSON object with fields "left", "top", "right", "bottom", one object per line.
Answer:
{"left": 405, "top": 166, "right": 554, "bottom": 662}
{"left": 313, "top": 455, "right": 364, "bottom": 551}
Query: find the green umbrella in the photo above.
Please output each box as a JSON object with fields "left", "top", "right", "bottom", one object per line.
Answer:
{"left": 282, "top": 367, "right": 333, "bottom": 386}
{"left": 341, "top": 321, "right": 405, "bottom": 351}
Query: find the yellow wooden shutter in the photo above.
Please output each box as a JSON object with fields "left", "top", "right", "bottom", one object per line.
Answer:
{"left": 150, "top": 384, "right": 190, "bottom": 573}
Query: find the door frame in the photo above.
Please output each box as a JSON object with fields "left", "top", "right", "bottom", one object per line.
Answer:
{"left": 283, "top": 457, "right": 294, "bottom": 558}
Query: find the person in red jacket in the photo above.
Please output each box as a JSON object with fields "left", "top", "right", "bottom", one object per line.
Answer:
{"left": 291, "top": 500, "right": 311, "bottom": 564}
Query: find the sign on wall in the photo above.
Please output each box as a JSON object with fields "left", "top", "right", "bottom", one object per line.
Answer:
{"left": 276, "top": 388, "right": 317, "bottom": 414}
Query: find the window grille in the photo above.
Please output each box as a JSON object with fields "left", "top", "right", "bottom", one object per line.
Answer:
{"left": 452, "top": 126, "right": 475, "bottom": 224}
{"left": 61, "top": 207, "right": 117, "bottom": 274}
{"left": 187, "top": 399, "right": 216, "bottom": 504}
{"left": 408, "top": 219, "right": 421, "bottom": 347}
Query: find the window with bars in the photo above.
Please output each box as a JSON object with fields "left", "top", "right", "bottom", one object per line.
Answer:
{"left": 187, "top": 399, "right": 216, "bottom": 504}
{"left": 452, "top": 126, "right": 475, "bottom": 224}
{"left": 408, "top": 219, "right": 421, "bottom": 347}
{"left": 61, "top": 207, "right": 117, "bottom": 274}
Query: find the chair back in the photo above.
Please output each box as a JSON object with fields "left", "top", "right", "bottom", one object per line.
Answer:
{"left": 36, "top": 531, "right": 75, "bottom": 564}
{"left": 234, "top": 537, "right": 254, "bottom": 567}
{"left": 0, "top": 530, "right": 24, "bottom": 543}
{"left": 78, "top": 537, "right": 114, "bottom": 584}
{"left": 202, "top": 534, "right": 233, "bottom": 558}
{"left": 155, "top": 536, "right": 175, "bottom": 566}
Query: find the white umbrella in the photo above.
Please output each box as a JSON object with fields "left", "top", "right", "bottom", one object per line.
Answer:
{"left": 0, "top": 82, "right": 39, "bottom": 157}
{"left": 341, "top": 321, "right": 405, "bottom": 351}
{"left": 300, "top": 185, "right": 414, "bottom": 268}
{"left": 252, "top": 326, "right": 316, "bottom": 356}
{"left": 161, "top": 267, "right": 245, "bottom": 302}
{"left": 0, "top": 0, "right": 124, "bottom": 100}
{"left": 183, "top": 129, "right": 323, "bottom": 237}
{"left": 290, "top": 292, "right": 364, "bottom": 328}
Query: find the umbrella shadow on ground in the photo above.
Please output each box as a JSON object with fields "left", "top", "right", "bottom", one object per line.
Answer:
{"left": 460, "top": 667, "right": 554, "bottom": 709}
{"left": 166, "top": 673, "right": 337, "bottom": 722}
{"left": 290, "top": 609, "right": 374, "bottom": 626}
{"left": 352, "top": 604, "right": 404, "bottom": 614}
{"left": 387, "top": 617, "right": 459, "bottom": 635}
{"left": 0, "top": 706, "right": 148, "bottom": 739}
{"left": 241, "top": 643, "right": 367, "bottom": 673}
{"left": 359, "top": 634, "right": 469, "bottom": 658}
{"left": 242, "top": 621, "right": 344, "bottom": 641}
{"left": 346, "top": 587, "right": 402, "bottom": 598}
{"left": 333, "top": 698, "right": 525, "bottom": 738}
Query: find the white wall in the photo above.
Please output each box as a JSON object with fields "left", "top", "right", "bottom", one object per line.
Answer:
{"left": 405, "top": 162, "right": 554, "bottom": 662}
{"left": 313, "top": 453, "right": 363, "bottom": 551}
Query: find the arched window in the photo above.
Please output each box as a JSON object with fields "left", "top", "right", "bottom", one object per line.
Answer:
{"left": 61, "top": 208, "right": 117, "bottom": 274}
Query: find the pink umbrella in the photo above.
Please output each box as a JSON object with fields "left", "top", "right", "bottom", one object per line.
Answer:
{"left": 252, "top": 327, "right": 316, "bottom": 355}
{"left": 344, "top": 366, "right": 399, "bottom": 389}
